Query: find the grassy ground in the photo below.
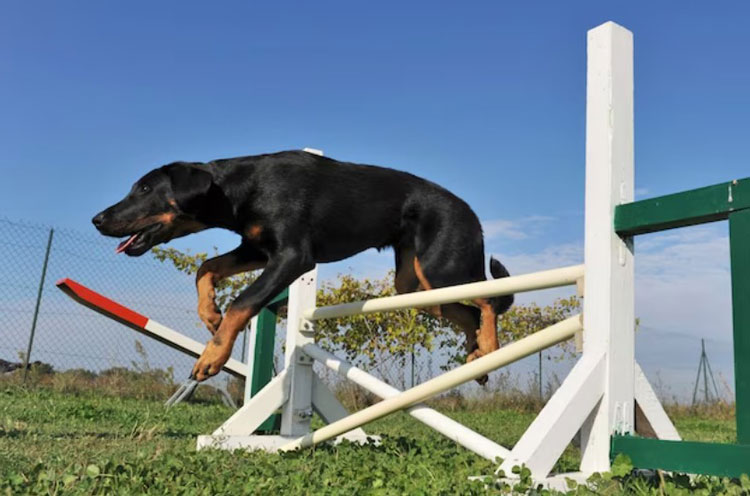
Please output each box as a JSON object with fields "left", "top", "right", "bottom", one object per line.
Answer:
{"left": 0, "top": 385, "right": 744, "bottom": 495}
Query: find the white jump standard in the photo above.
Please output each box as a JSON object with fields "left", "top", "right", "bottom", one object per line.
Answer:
{"left": 197, "top": 21, "right": 684, "bottom": 485}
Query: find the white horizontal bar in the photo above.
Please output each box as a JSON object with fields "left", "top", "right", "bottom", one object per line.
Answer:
{"left": 303, "top": 343, "right": 510, "bottom": 462}
{"left": 303, "top": 264, "right": 584, "bottom": 321}
{"left": 280, "top": 314, "right": 582, "bottom": 451}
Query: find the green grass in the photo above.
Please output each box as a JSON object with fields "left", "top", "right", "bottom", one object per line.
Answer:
{"left": 0, "top": 386, "right": 745, "bottom": 495}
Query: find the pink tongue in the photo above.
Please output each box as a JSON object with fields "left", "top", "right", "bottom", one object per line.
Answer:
{"left": 115, "top": 234, "right": 139, "bottom": 254}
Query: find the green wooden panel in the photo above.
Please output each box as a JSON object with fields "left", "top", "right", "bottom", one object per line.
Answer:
{"left": 730, "top": 209, "right": 750, "bottom": 444}
{"left": 611, "top": 436, "right": 750, "bottom": 478}
{"left": 251, "top": 308, "right": 280, "bottom": 432}
{"left": 243, "top": 289, "right": 288, "bottom": 433}
{"left": 615, "top": 178, "right": 750, "bottom": 236}
{"left": 266, "top": 288, "right": 289, "bottom": 311}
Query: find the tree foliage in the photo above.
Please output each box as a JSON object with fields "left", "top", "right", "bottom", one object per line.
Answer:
{"left": 315, "top": 271, "right": 448, "bottom": 369}
{"left": 151, "top": 247, "right": 259, "bottom": 312}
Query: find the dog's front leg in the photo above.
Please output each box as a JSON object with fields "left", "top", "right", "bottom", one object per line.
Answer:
{"left": 191, "top": 249, "right": 313, "bottom": 381}
{"left": 195, "top": 244, "right": 266, "bottom": 334}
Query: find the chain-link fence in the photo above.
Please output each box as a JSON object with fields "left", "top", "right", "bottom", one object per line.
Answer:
{"left": 0, "top": 218, "right": 247, "bottom": 388}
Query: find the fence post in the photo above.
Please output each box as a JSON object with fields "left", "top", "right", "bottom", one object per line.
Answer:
{"left": 23, "top": 228, "right": 54, "bottom": 383}
{"left": 538, "top": 351, "right": 543, "bottom": 400}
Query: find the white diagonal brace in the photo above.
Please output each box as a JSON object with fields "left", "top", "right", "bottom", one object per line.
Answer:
{"left": 311, "top": 372, "right": 369, "bottom": 439}
{"left": 498, "top": 352, "right": 606, "bottom": 478}
{"left": 305, "top": 343, "right": 510, "bottom": 462}
{"left": 634, "top": 362, "right": 680, "bottom": 441}
{"left": 212, "top": 369, "right": 289, "bottom": 436}
{"left": 280, "top": 315, "right": 581, "bottom": 452}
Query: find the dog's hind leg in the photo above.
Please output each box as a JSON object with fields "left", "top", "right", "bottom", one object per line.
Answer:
{"left": 394, "top": 247, "right": 485, "bottom": 380}
{"left": 467, "top": 298, "right": 498, "bottom": 364}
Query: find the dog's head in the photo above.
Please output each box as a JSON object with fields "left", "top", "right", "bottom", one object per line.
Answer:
{"left": 92, "top": 162, "right": 213, "bottom": 256}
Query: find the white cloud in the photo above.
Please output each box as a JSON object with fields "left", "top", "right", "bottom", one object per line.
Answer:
{"left": 634, "top": 225, "right": 732, "bottom": 342}
{"left": 635, "top": 187, "right": 650, "bottom": 198}
{"left": 481, "top": 216, "right": 555, "bottom": 241}
{"left": 494, "top": 242, "right": 583, "bottom": 275}
{"left": 489, "top": 224, "right": 732, "bottom": 340}
{"left": 490, "top": 242, "right": 583, "bottom": 305}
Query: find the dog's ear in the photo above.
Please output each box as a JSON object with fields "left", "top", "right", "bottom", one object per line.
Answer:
{"left": 165, "top": 163, "right": 213, "bottom": 213}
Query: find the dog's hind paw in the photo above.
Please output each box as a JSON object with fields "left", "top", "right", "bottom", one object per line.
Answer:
{"left": 466, "top": 350, "right": 490, "bottom": 385}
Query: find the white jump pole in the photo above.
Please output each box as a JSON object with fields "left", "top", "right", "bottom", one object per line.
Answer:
{"left": 280, "top": 315, "right": 582, "bottom": 452}
{"left": 304, "top": 264, "right": 584, "bottom": 321}
{"left": 303, "top": 342, "right": 510, "bottom": 462}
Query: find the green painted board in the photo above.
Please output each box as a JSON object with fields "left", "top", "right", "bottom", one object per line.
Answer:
{"left": 251, "top": 308, "right": 281, "bottom": 432}
{"left": 246, "top": 289, "right": 288, "bottom": 433}
{"left": 266, "top": 288, "right": 289, "bottom": 311}
{"left": 730, "top": 209, "right": 750, "bottom": 444}
{"left": 611, "top": 436, "right": 750, "bottom": 478}
{"left": 615, "top": 178, "right": 750, "bottom": 236}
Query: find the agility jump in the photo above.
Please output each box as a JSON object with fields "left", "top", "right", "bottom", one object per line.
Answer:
{"left": 60, "top": 21, "right": 749, "bottom": 485}
{"left": 195, "top": 21, "right": 748, "bottom": 482}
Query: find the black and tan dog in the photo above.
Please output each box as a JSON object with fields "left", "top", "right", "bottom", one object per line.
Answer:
{"left": 92, "top": 150, "right": 514, "bottom": 383}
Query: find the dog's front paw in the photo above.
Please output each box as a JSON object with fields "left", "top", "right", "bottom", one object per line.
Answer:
{"left": 198, "top": 301, "right": 223, "bottom": 334}
{"left": 191, "top": 335, "right": 232, "bottom": 381}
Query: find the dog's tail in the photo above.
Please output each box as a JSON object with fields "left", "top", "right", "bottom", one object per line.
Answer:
{"left": 489, "top": 257, "right": 514, "bottom": 315}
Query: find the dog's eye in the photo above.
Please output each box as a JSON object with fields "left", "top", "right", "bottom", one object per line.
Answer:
{"left": 139, "top": 184, "right": 151, "bottom": 194}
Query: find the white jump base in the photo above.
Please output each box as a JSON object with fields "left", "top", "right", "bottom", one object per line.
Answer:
{"left": 198, "top": 21, "right": 680, "bottom": 487}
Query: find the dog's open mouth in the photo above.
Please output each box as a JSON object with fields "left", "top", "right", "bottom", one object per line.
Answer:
{"left": 115, "top": 224, "right": 162, "bottom": 254}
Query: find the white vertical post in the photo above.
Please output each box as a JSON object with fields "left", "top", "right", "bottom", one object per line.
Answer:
{"left": 280, "top": 268, "right": 318, "bottom": 436}
{"left": 580, "top": 21, "right": 635, "bottom": 473}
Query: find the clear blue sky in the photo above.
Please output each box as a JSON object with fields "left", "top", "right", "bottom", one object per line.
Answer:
{"left": 2, "top": 1, "right": 748, "bottom": 239}
{"left": 2, "top": 1, "right": 748, "bottom": 398}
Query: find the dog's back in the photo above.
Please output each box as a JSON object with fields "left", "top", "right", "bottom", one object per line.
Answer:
{"left": 207, "top": 151, "right": 477, "bottom": 262}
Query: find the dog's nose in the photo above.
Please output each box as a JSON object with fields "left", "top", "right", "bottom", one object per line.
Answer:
{"left": 92, "top": 213, "right": 105, "bottom": 228}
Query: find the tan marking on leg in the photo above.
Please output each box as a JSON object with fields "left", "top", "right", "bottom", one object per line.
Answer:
{"left": 197, "top": 271, "right": 222, "bottom": 334}
{"left": 192, "top": 306, "right": 255, "bottom": 381}
{"left": 413, "top": 257, "right": 433, "bottom": 290}
{"left": 413, "top": 257, "right": 441, "bottom": 317}
{"left": 468, "top": 298, "right": 499, "bottom": 360}
{"left": 196, "top": 255, "right": 265, "bottom": 334}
